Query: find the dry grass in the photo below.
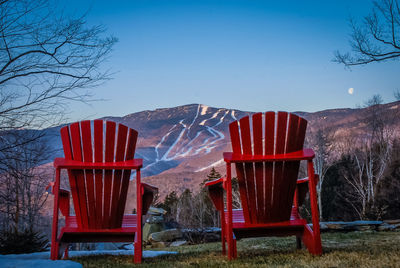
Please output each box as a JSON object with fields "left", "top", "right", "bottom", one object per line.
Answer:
{"left": 71, "top": 231, "right": 400, "bottom": 267}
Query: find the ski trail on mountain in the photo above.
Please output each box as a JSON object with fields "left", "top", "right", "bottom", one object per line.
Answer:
{"left": 231, "top": 110, "right": 237, "bottom": 121}
{"left": 146, "top": 107, "right": 230, "bottom": 170}
{"left": 195, "top": 110, "right": 227, "bottom": 153}
{"left": 200, "top": 109, "right": 221, "bottom": 126}
{"left": 162, "top": 120, "right": 186, "bottom": 161}
{"left": 155, "top": 124, "right": 177, "bottom": 161}
{"left": 186, "top": 104, "right": 200, "bottom": 138}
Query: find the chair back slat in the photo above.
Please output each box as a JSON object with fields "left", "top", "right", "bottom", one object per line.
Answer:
{"left": 229, "top": 112, "right": 307, "bottom": 224}
{"left": 270, "top": 112, "right": 288, "bottom": 220}
{"left": 263, "top": 112, "right": 275, "bottom": 220}
{"left": 70, "top": 122, "right": 90, "bottom": 228}
{"left": 103, "top": 121, "right": 116, "bottom": 228}
{"left": 278, "top": 114, "right": 302, "bottom": 220}
{"left": 93, "top": 120, "right": 104, "bottom": 229}
{"left": 60, "top": 126, "right": 84, "bottom": 228}
{"left": 110, "top": 124, "right": 128, "bottom": 227}
{"left": 59, "top": 120, "right": 138, "bottom": 229}
{"left": 239, "top": 116, "right": 257, "bottom": 223}
{"left": 229, "top": 121, "right": 250, "bottom": 222}
{"left": 81, "top": 121, "right": 96, "bottom": 228}
{"left": 252, "top": 113, "right": 264, "bottom": 222}
{"left": 116, "top": 128, "right": 138, "bottom": 225}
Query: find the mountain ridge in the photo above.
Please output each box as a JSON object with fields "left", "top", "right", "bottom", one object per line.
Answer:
{"left": 35, "top": 101, "right": 400, "bottom": 208}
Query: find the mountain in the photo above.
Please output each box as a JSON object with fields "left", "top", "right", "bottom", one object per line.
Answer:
{"left": 37, "top": 101, "right": 400, "bottom": 208}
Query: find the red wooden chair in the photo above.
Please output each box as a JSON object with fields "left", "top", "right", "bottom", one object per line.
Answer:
{"left": 47, "top": 120, "right": 157, "bottom": 263}
{"left": 206, "top": 112, "right": 322, "bottom": 259}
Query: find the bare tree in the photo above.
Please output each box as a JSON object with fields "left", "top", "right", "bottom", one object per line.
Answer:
{"left": 0, "top": 0, "right": 117, "bottom": 131}
{"left": 334, "top": 0, "right": 400, "bottom": 66}
{"left": 311, "top": 128, "right": 334, "bottom": 220}
{"left": 340, "top": 95, "right": 394, "bottom": 219}
{"left": 0, "top": 131, "right": 52, "bottom": 233}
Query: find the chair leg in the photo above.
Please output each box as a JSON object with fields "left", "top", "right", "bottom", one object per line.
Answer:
{"left": 220, "top": 211, "right": 226, "bottom": 255}
{"left": 134, "top": 235, "right": 142, "bottom": 263}
{"left": 233, "top": 237, "right": 237, "bottom": 259}
{"left": 302, "top": 225, "right": 322, "bottom": 255}
{"left": 64, "top": 245, "right": 69, "bottom": 259}
{"left": 296, "top": 236, "right": 302, "bottom": 249}
{"left": 50, "top": 241, "right": 59, "bottom": 260}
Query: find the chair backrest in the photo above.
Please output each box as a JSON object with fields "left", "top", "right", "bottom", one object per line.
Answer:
{"left": 60, "top": 120, "right": 138, "bottom": 229}
{"left": 229, "top": 112, "right": 307, "bottom": 224}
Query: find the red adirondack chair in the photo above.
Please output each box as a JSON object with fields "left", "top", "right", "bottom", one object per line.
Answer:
{"left": 47, "top": 120, "right": 157, "bottom": 263}
{"left": 206, "top": 112, "right": 322, "bottom": 259}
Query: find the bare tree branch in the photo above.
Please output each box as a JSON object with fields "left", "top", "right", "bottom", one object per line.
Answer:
{"left": 0, "top": 0, "right": 117, "bottom": 130}
{"left": 334, "top": 0, "right": 400, "bottom": 66}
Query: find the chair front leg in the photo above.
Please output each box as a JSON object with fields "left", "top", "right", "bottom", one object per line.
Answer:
{"left": 307, "top": 160, "right": 322, "bottom": 255}
{"left": 134, "top": 168, "right": 143, "bottom": 264}
{"left": 225, "top": 162, "right": 235, "bottom": 260}
{"left": 51, "top": 168, "right": 61, "bottom": 260}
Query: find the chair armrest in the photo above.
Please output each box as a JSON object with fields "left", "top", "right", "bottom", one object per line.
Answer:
{"left": 53, "top": 158, "right": 143, "bottom": 170}
{"left": 205, "top": 177, "right": 226, "bottom": 211}
{"left": 142, "top": 182, "right": 158, "bottom": 195}
{"left": 296, "top": 174, "right": 319, "bottom": 206}
{"left": 46, "top": 182, "right": 70, "bottom": 196}
{"left": 297, "top": 174, "right": 320, "bottom": 185}
{"left": 141, "top": 183, "right": 158, "bottom": 216}
{"left": 45, "top": 182, "right": 70, "bottom": 217}
{"left": 205, "top": 177, "right": 225, "bottom": 187}
{"left": 223, "top": 148, "right": 315, "bottom": 163}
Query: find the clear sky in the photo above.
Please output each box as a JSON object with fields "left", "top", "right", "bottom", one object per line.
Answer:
{"left": 66, "top": 0, "right": 399, "bottom": 121}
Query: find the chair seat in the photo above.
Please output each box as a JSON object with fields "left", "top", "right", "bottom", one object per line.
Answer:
{"left": 58, "top": 214, "right": 138, "bottom": 243}
{"left": 226, "top": 208, "right": 307, "bottom": 239}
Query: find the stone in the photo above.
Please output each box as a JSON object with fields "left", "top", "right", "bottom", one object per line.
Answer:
{"left": 169, "top": 240, "right": 188, "bottom": 247}
{"left": 151, "top": 241, "right": 167, "bottom": 248}
{"left": 148, "top": 206, "right": 167, "bottom": 215}
{"left": 181, "top": 228, "right": 221, "bottom": 243}
{"left": 149, "top": 228, "right": 182, "bottom": 242}
{"left": 143, "top": 222, "right": 165, "bottom": 242}
{"left": 378, "top": 223, "right": 396, "bottom": 231}
{"left": 384, "top": 219, "right": 400, "bottom": 225}
{"left": 146, "top": 215, "right": 164, "bottom": 224}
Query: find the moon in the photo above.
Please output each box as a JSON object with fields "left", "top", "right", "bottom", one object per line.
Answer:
{"left": 348, "top": 88, "right": 354, "bottom": 95}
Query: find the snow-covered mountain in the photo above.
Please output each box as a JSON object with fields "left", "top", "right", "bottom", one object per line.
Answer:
{"left": 35, "top": 101, "right": 400, "bottom": 203}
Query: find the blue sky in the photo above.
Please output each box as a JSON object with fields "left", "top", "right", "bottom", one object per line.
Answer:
{"left": 66, "top": 0, "right": 399, "bottom": 121}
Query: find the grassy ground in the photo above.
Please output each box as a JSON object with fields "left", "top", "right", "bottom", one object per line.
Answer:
{"left": 71, "top": 231, "right": 400, "bottom": 267}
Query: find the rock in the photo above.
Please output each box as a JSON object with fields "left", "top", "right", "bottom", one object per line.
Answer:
{"left": 319, "top": 222, "right": 328, "bottom": 231}
{"left": 146, "top": 215, "right": 164, "bottom": 224}
{"left": 181, "top": 228, "right": 221, "bottom": 243}
{"left": 384, "top": 219, "right": 400, "bottom": 225}
{"left": 151, "top": 241, "right": 167, "bottom": 248}
{"left": 353, "top": 225, "right": 376, "bottom": 231}
{"left": 170, "top": 240, "right": 188, "bottom": 247}
{"left": 378, "top": 223, "right": 396, "bottom": 231}
{"left": 143, "top": 222, "right": 165, "bottom": 242}
{"left": 149, "top": 228, "right": 182, "bottom": 242}
{"left": 324, "top": 222, "right": 346, "bottom": 231}
{"left": 95, "top": 243, "right": 119, "bottom": 250}
{"left": 148, "top": 206, "right": 167, "bottom": 216}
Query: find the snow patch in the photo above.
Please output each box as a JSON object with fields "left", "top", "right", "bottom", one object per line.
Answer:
{"left": 231, "top": 110, "right": 237, "bottom": 121}
{"left": 199, "top": 109, "right": 221, "bottom": 126}
{"left": 162, "top": 120, "right": 186, "bottom": 160}
{"left": 0, "top": 250, "right": 177, "bottom": 268}
{"left": 200, "top": 104, "right": 209, "bottom": 115}
{"left": 195, "top": 159, "right": 225, "bottom": 172}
